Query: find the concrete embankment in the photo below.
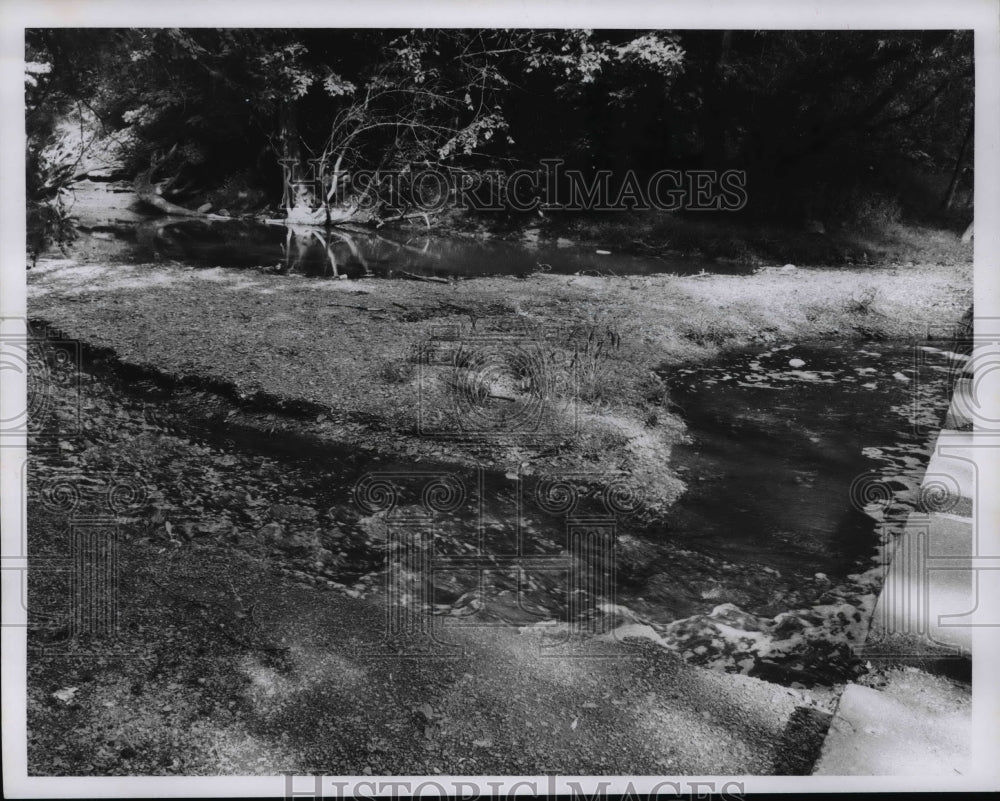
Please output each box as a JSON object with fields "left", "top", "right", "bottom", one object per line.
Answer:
{"left": 814, "top": 331, "right": 982, "bottom": 776}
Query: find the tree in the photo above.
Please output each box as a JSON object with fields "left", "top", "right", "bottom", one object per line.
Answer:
{"left": 26, "top": 28, "right": 972, "bottom": 231}
{"left": 673, "top": 30, "right": 974, "bottom": 220}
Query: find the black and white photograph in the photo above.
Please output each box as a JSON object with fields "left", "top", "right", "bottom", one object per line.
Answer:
{"left": 2, "top": 1, "right": 999, "bottom": 797}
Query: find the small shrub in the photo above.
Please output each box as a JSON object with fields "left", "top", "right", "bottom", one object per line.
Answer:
{"left": 27, "top": 198, "right": 77, "bottom": 266}
{"left": 571, "top": 325, "right": 621, "bottom": 402}
{"left": 206, "top": 170, "right": 267, "bottom": 214}
{"left": 843, "top": 287, "right": 880, "bottom": 315}
{"left": 581, "top": 424, "right": 631, "bottom": 458}
{"left": 681, "top": 316, "right": 738, "bottom": 347}
{"left": 845, "top": 190, "right": 902, "bottom": 233}
{"left": 852, "top": 323, "right": 888, "bottom": 340}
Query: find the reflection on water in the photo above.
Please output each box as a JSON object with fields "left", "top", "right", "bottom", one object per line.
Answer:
{"left": 70, "top": 217, "right": 738, "bottom": 280}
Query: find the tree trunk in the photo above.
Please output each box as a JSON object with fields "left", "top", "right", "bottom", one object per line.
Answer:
{"left": 943, "top": 117, "right": 973, "bottom": 211}
{"left": 280, "top": 101, "right": 303, "bottom": 211}
{"left": 134, "top": 169, "right": 206, "bottom": 217}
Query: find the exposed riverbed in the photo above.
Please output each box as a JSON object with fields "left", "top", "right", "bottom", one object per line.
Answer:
{"left": 27, "top": 215, "right": 964, "bottom": 685}
{"left": 23, "top": 207, "right": 972, "bottom": 775}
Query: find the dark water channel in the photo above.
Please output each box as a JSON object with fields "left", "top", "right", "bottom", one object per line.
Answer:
{"left": 71, "top": 216, "right": 738, "bottom": 280}
{"left": 662, "top": 343, "right": 944, "bottom": 576}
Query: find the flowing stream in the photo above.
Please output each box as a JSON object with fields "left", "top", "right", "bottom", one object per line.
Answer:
{"left": 28, "top": 211, "right": 961, "bottom": 685}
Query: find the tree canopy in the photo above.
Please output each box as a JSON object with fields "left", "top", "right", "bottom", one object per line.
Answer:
{"left": 26, "top": 27, "right": 973, "bottom": 231}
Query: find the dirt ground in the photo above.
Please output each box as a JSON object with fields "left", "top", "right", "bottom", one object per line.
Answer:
{"left": 27, "top": 502, "right": 829, "bottom": 776}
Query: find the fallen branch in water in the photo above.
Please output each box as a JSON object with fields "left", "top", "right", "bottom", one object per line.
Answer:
{"left": 134, "top": 160, "right": 210, "bottom": 218}
{"left": 376, "top": 208, "right": 433, "bottom": 228}
{"left": 397, "top": 270, "right": 449, "bottom": 284}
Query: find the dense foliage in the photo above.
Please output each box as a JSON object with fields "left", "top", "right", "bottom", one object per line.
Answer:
{"left": 26, "top": 28, "right": 973, "bottom": 237}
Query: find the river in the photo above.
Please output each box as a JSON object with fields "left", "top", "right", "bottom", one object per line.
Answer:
{"left": 27, "top": 207, "right": 960, "bottom": 685}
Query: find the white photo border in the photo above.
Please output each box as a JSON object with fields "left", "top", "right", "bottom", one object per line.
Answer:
{"left": 2, "top": 0, "right": 998, "bottom": 796}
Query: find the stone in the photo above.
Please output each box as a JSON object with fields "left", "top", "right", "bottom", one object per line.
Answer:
{"left": 813, "top": 678, "right": 969, "bottom": 775}
{"left": 871, "top": 513, "right": 974, "bottom": 653}
{"left": 944, "top": 378, "right": 974, "bottom": 431}
{"left": 521, "top": 228, "right": 540, "bottom": 245}
{"left": 259, "top": 521, "right": 284, "bottom": 545}
{"left": 269, "top": 503, "right": 318, "bottom": 522}
{"left": 357, "top": 513, "right": 391, "bottom": 543}
{"left": 923, "top": 431, "right": 974, "bottom": 514}
{"left": 280, "top": 528, "right": 322, "bottom": 553}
